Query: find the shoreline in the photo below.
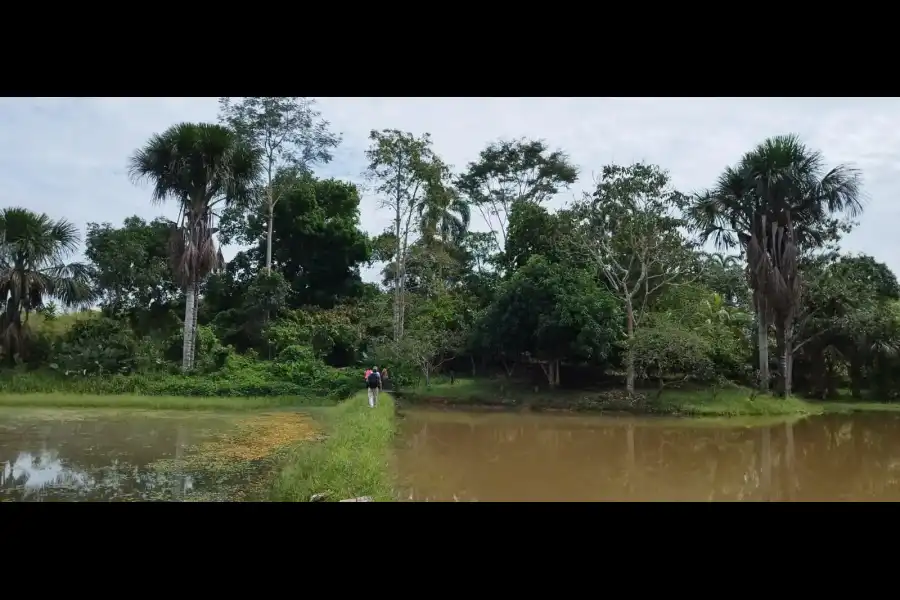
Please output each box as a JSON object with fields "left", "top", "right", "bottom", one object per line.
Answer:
{"left": 0, "top": 393, "right": 335, "bottom": 411}
{"left": 393, "top": 383, "right": 900, "bottom": 418}
{"left": 1, "top": 386, "right": 896, "bottom": 418}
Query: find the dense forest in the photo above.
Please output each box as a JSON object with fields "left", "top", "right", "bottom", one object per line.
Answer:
{"left": 2, "top": 97, "right": 898, "bottom": 403}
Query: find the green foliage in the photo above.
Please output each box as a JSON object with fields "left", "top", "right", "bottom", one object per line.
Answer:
{"left": 211, "top": 270, "right": 291, "bottom": 352}
{"left": 629, "top": 323, "right": 715, "bottom": 387}
{"left": 4, "top": 347, "right": 358, "bottom": 401}
{"left": 653, "top": 285, "right": 753, "bottom": 376}
{"left": 85, "top": 216, "right": 179, "bottom": 314}
{"left": 456, "top": 138, "right": 578, "bottom": 250}
{"left": 477, "top": 256, "right": 620, "bottom": 369}
{"left": 0, "top": 208, "right": 93, "bottom": 363}
{"left": 264, "top": 305, "right": 367, "bottom": 366}
{"left": 52, "top": 317, "right": 151, "bottom": 375}
{"left": 5, "top": 120, "right": 900, "bottom": 411}
{"left": 232, "top": 173, "right": 371, "bottom": 308}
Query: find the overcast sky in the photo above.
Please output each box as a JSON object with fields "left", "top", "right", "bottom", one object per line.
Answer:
{"left": 2, "top": 97, "right": 898, "bottom": 282}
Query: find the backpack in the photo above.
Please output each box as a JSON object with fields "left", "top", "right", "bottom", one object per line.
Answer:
{"left": 366, "top": 372, "right": 380, "bottom": 388}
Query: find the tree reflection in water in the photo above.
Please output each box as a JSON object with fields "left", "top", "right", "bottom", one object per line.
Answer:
{"left": 0, "top": 412, "right": 226, "bottom": 502}
{"left": 395, "top": 410, "right": 900, "bottom": 502}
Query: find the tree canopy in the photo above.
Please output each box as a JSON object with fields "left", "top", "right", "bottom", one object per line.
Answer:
{"left": 4, "top": 104, "right": 898, "bottom": 406}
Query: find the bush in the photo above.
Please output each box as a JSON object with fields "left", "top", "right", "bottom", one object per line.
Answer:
{"left": 51, "top": 317, "right": 152, "bottom": 375}
{"left": 630, "top": 323, "right": 715, "bottom": 389}
{"left": 1, "top": 340, "right": 364, "bottom": 403}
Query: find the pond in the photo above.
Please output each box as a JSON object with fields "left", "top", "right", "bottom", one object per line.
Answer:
{"left": 0, "top": 408, "right": 316, "bottom": 502}
{"left": 394, "top": 408, "right": 900, "bottom": 501}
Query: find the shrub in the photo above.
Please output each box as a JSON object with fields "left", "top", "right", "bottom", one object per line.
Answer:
{"left": 52, "top": 317, "right": 145, "bottom": 375}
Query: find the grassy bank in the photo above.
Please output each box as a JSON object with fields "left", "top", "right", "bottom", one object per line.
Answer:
{"left": 270, "top": 391, "right": 396, "bottom": 502}
{"left": 0, "top": 362, "right": 359, "bottom": 402}
{"left": 817, "top": 401, "right": 900, "bottom": 414}
{"left": 397, "top": 378, "right": 900, "bottom": 417}
{"left": 0, "top": 393, "right": 322, "bottom": 411}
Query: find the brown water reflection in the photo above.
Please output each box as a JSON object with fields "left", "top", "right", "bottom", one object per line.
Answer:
{"left": 395, "top": 409, "right": 900, "bottom": 501}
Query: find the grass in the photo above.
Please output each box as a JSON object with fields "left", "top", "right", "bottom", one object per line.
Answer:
{"left": 270, "top": 390, "right": 396, "bottom": 502}
{"left": 397, "top": 377, "right": 900, "bottom": 417}
{"left": 0, "top": 393, "right": 317, "bottom": 411}
{"left": 817, "top": 401, "right": 900, "bottom": 414}
{"left": 649, "top": 388, "right": 820, "bottom": 417}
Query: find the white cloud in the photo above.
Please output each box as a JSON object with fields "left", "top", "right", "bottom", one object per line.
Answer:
{"left": 1, "top": 97, "right": 898, "bottom": 282}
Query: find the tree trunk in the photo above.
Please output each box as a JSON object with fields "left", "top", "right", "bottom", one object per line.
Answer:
{"left": 756, "top": 296, "right": 770, "bottom": 393}
{"left": 393, "top": 202, "right": 402, "bottom": 342}
{"left": 849, "top": 355, "right": 863, "bottom": 399}
{"left": 190, "top": 282, "right": 200, "bottom": 370}
{"left": 470, "top": 355, "right": 476, "bottom": 377}
{"left": 266, "top": 200, "right": 274, "bottom": 275}
{"left": 181, "top": 286, "right": 195, "bottom": 372}
{"left": 782, "top": 316, "right": 794, "bottom": 398}
{"left": 501, "top": 359, "right": 515, "bottom": 378}
{"left": 553, "top": 359, "right": 560, "bottom": 386}
{"left": 398, "top": 268, "right": 406, "bottom": 340}
{"left": 784, "top": 421, "right": 796, "bottom": 501}
{"left": 775, "top": 324, "right": 785, "bottom": 395}
{"left": 173, "top": 424, "right": 186, "bottom": 500}
{"left": 540, "top": 361, "right": 556, "bottom": 387}
{"left": 625, "top": 298, "right": 635, "bottom": 395}
{"left": 392, "top": 150, "right": 403, "bottom": 342}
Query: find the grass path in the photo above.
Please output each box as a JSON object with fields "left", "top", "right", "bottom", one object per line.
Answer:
{"left": 270, "top": 391, "right": 396, "bottom": 502}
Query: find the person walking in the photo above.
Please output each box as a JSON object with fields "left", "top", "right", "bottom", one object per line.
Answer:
{"left": 366, "top": 366, "right": 381, "bottom": 408}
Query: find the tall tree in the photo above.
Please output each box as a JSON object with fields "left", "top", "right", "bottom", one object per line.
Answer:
{"left": 419, "top": 164, "right": 470, "bottom": 247}
{"left": 795, "top": 255, "right": 900, "bottom": 398}
{"left": 239, "top": 171, "right": 371, "bottom": 309}
{"left": 85, "top": 216, "right": 179, "bottom": 316}
{"left": 456, "top": 138, "right": 578, "bottom": 251}
{"left": 0, "top": 208, "right": 92, "bottom": 363}
{"left": 689, "top": 134, "right": 863, "bottom": 393}
{"left": 129, "top": 122, "right": 260, "bottom": 371}
{"left": 365, "top": 130, "right": 444, "bottom": 341}
{"left": 476, "top": 255, "right": 620, "bottom": 387}
{"left": 573, "top": 163, "right": 698, "bottom": 395}
{"left": 218, "top": 97, "right": 342, "bottom": 273}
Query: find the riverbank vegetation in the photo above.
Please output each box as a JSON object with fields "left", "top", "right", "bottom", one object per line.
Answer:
{"left": 271, "top": 392, "right": 395, "bottom": 502}
{"left": 2, "top": 97, "right": 899, "bottom": 417}
{"left": 0, "top": 393, "right": 311, "bottom": 411}
{"left": 398, "top": 378, "right": 900, "bottom": 417}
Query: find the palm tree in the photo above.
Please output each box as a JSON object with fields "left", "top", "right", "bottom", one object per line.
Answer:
{"left": 0, "top": 208, "right": 93, "bottom": 363}
{"left": 412, "top": 164, "right": 471, "bottom": 290}
{"left": 128, "top": 122, "right": 260, "bottom": 371}
{"left": 419, "top": 186, "right": 471, "bottom": 247}
{"left": 688, "top": 134, "right": 863, "bottom": 393}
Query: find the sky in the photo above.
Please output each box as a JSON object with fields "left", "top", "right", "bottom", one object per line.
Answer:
{"left": 2, "top": 97, "right": 899, "bottom": 282}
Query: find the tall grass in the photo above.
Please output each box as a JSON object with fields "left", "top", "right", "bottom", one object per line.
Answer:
{"left": 271, "top": 391, "right": 396, "bottom": 502}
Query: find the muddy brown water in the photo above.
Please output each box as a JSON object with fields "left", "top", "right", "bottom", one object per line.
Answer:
{"left": 394, "top": 408, "right": 900, "bottom": 501}
{"left": 0, "top": 409, "right": 251, "bottom": 501}
{"left": 7, "top": 406, "right": 900, "bottom": 502}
